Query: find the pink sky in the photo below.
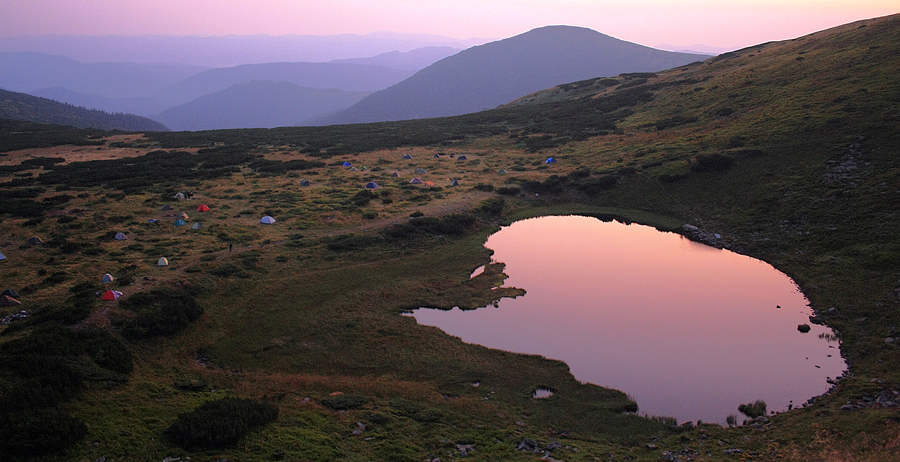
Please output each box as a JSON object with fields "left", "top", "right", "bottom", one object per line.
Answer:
{"left": 1, "top": 0, "right": 896, "bottom": 49}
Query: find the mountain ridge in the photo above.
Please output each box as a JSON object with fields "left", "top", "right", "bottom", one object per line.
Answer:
{"left": 0, "top": 88, "right": 168, "bottom": 131}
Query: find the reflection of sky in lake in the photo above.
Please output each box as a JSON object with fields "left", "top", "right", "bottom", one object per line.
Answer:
{"left": 411, "top": 215, "right": 846, "bottom": 424}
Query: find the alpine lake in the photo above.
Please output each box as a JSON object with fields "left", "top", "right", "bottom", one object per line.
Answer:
{"left": 409, "top": 215, "right": 846, "bottom": 424}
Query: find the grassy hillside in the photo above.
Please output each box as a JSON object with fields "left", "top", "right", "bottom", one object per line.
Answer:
{"left": 0, "top": 13, "right": 898, "bottom": 462}
{"left": 0, "top": 89, "right": 169, "bottom": 131}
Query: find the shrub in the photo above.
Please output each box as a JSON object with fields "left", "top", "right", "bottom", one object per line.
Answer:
{"left": 0, "top": 408, "right": 88, "bottom": 457}
{"left": 165, "top": 397, "right": 279, "bottom": 449}
{"left": 738, "top": 400, "right": 767, "bottom": 418}
{"left": 691, "top": 153, "right": 735, "bottom": 172}
{"left": 321, "top": 394, "right": 369, "bottom": 410}
{"left": 120, "top": 289, "right": 204, "bottom": 340}
{"left": 391, "top": 398, "right": 443, "bottom": 422}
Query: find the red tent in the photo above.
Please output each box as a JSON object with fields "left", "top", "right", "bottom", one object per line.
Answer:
{"left": 197, "top": 204, "right": 211, "bottom": 212}
{"left": 102, "top": 290, "right": 123, "bottom": 301}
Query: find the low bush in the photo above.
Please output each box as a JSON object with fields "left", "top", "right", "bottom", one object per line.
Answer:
{"left": 321, "top": 394, "right": 369, "bottom": 410}
{"left": 119, "top": 289, "right": 204, "bottom": 340}
{"left": 738, "top": 400, "right": 767, "bottom": 418}
{"left": 0, "top": 408, "right": 88, "bottom": 457}
{"left": 691, "top": 153, "right": 735, "bottom": 172}
{"left": 165, "top": 397, "right": 279, "bottom": 449}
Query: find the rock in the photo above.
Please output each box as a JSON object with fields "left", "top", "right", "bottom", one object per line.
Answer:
{"left": 517, "top": 439, "right": 539, "bottom": 452}
{"left": 545, "top": 441, "right": 563, "bottom": 451}
{"left": 457, "top": 444, "right": 475, "bottom": 456}
{"left": 647, "top": 443, "right": 658, "bottom": 449}
{"left": 682, "top": 224, "right": 699, "bottom": 233}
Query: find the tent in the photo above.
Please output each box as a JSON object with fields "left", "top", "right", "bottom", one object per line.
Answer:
{"left": 158, "top": 257, "right": 169, "bottom": 266}
{"left": 260, "top": 216, "right": 276, "bottom": 224}
{"left": 390, "top": 172, "right": 400, "bottom": 177}
{"left": 174, "top": 219, "right": 187, "bottom": 227}
{"left": 149, "top": 219, "right": 160, "bottom": 223}
{"left": 191, "top": 222, "right": 203, "bottom": 230}
{"left": 365, "top": 182, "right": 379, "bottom": 189}
{"left": 350, "top": 167, "right": 359, "bottom": 172}
{"left": 1, "top": 289, "right": 19, "bottom": 298}
{"left": 342, "top": 162, "right": 352, "bottom": 167}
{"left": 423, "top": 181, "right": 435, "bottom": 186}
{"left": 457, "top": 155, "right": 468, "bottom": 161}
{"left": 410, "top": 177, "right": 424, "bottom": 184}
{"left": 415, "top": 168, "right": 427, "bottom": 174}
{"left": 402, "top": 154, "right": 413, "bottom": 159}
{"left": 161, "top": 204, "right": 174, "bottom": 210}
{"left": 433, "top": 154, "right": 442, "bottom": 158}
{"left": 178, "top": 212, "right": 189, "bottom": 220}
{"left": 115, "top": 232, "right": 128, "bottom": 240}
{"left": 300, "top": 180, "right": 311, "bottom": 186}
{"left": 101, "top": 274, "right": 115, "bottom": 283}
{"left": 0, "top": 252, "right": 6, "bottom": 261}
{"left": 498, "top": 169, "right": 507, "bottom": 174}
{"left": 545, "top": 157, "right": 557, "bottom": 164}
{"left": 102, "top": 290, "right": 123, "bottom": 301}
{"left": 197, "top": 204, "right": 210, "bottom": 212}
{"left": 174, "top": 192, "right": 185, "bottom": 200}
{"left": 27, "top": 237, "right": 43, "bottom": 245}
{"left": 0, "top": 295, "right": 21, "bottom": 308}
{"left": 451, "top": 179, "right": 460, "bottom": 186}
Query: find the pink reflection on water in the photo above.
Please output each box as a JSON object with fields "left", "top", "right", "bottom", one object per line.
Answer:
{"left": 411, "top": 215, "right": 845, "bottom": 424}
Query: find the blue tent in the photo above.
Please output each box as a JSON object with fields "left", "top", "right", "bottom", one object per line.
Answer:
{"left": 402, "top": 154, "right": 413, "bottom": 159}
{"left": 174, "top": 219, "right": 187, "bottom": 227}
{"left": 0, "top": 252, "right": 6, "bottom": 261}
{"left": 342, "top": 162, "right": 352, "bottom": 167}
{"left": 260, "top": 216, "right": 277, "bottom": 224}
{"left": 545, "top": 157, "right": 557, "bottom": 164}
{"left": 365, "top": 182, "right": 380, "bottom": 189}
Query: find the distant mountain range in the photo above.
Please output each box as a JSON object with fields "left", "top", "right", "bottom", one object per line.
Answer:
{"left": 154, "top": 81, "right": 370, "bottom": 131}
{"left": 330, "top": 46, "right": 461, "bottom": 71}
{"left": 0, "top": 33, "right": 487, "bottom": 67}
{"left": 321, "top": 26, "right": 709, "bottom": 125}
{"left": 0, "top": 89, "right": 167, "bottom": 131}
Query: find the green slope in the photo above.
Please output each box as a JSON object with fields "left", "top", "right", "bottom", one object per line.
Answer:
{"left": 0, "top": 89, "right": 168, "bottom": 131}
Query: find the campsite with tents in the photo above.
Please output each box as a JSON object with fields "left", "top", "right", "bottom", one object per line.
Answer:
{"left": 0, "top": 14, "right": 899, "bottom": 461}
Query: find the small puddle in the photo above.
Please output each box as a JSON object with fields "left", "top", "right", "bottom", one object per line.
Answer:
{"left": 411, "top": 215, "right": 846, "bottom": 424}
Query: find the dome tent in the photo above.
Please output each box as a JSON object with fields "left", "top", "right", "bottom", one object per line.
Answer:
{"left": 365, "top": 182, "right": 379, "bottom": 189}
{"left": 342, "top": 162, "right": 352, "bottom": 167}
{"left": 0, "top": 252, "right": 6, "bottom": 261}
{"left": 102, "top": 290, "right": 123, "bottom": 301}
{"left": 115, "top": 232, "right": 128, "bottom": 240}
{"left": 27, "top": 237, "right": 43, "bottom": 245}
{"left": 101, "top": 273, "right": 115, "bottom": 283}
{"left": 161, "top": 204, "right": 174, "bottom": 210}
{"left": 410, "top": 178, "right": 424, "bottom": 184}
{"left": 197, "top": 204, "right": 210, "bottom": 212}
{"left": 174, "top": 219, "right": 187, "bottom": 227}
{"left": 402, "top": 154, "right": 413, "bottom": 159}
{"left": 545, "top": 157, "right": 558, "bottom": 164}
{"left": 191, "top": 222, "right": 203, "bottom": 230}
{"left": 300, "top": 180, "right": 311, "bottom": 186}
{"left": 174, "top": 192, "right": 185, "bottom": 200}
{"left": 260, "top": 216, "right": 276, "bottom": 224}
{"left": 158, "top": 257, "right": 169, "bottom": 266}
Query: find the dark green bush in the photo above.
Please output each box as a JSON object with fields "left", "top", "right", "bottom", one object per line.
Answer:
{"left": 120, "top": 289, "right": 204, "bottom": 340}
{"left": 0, "top": 408, "right": 88, "bottom": 456}
{"left": 390, "top": 398, "right": 443, "bottom": 422}
{"left": 321, "top": 394, "right": 369, "bottom": 410}
{"left": 691, "top": 153, "right": 735, "bottom": 172}
{"left": 165, "top": 397, "right": 279, "bottom": 449}
{"left": 738, "top": 400, "right": 767, "bottom": 418}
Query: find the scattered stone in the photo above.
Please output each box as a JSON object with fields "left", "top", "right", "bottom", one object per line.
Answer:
{"left": 457, "top": 444, "right": 475, "bottom": 457}
{"left": 545, "top": 441, "right": 563, "bottom": 451}
{"left": 647, "top": 443, "right": 658, "bottom": 449}
{"left": 723, "top": 448, "right": 744, "bottom": 455}
{"left": 517, "top": 439, "right": 539, "bottom": 452}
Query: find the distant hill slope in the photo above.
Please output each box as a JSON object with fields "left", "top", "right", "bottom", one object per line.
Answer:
{"left": 0, "top": 52, "right": 206, "bottom": 98}
{"left": 155, "top": 62, "right": 415, "bottom": 104}
{"left": 330, "top": 46, "right": 461, "bottom": 70}
{"left": 30, "top": 87, "right": 177, "bottom": 117}
{"left": 322, "top": 26, "right": 707, "bottom": 124}
{"left": 0, "top": 89, "right": 168, "bottom": 131}
{"left": 153, "top": 81, "right": 370, "bottom": 131}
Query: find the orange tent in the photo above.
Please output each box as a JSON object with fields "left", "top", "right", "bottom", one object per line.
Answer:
{"left": 197, "top": 204, "right": 210, "bottom": 212}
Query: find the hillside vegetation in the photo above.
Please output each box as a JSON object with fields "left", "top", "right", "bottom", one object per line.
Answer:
{"left": 0, "top": 13, "right": 898, "bottom": 462}
{"left": 0, "top": 89, "right": 169, "bottom": 131}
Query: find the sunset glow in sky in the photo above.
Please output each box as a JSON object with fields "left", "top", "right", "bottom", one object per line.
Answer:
{"left": 2, "top": 0, "right": 896, "bottom": 49}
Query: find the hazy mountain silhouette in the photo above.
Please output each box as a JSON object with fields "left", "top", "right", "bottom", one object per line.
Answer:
{"left": 153, "top": 81, "right": 370, "bottom": 131}
{"left": 0, "top": 89, "right": 168, "bottom": 131}
{"left": 0, "top": 52, "right": 206, "bottom": 98}
{"left": 30, "top": 87, "right": 176, "bottom": 117}
{"left": 322, "top": 26, "right": 708, "bottom": 124}
{"left": 330, "top": 46, "right": 461, "bottom": 70}
{"left": 155, "top": 62, "right": 415, "bottom": 105}
{"left": 0, "top": 33, "right": 489, "bottom": 67}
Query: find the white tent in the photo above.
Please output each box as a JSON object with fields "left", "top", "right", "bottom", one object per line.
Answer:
{"left": 158, "top": 257, "right": 169, "bottom": 266}
{"left": 191, "top": 222, "right": 203, "bottom": 230}
{"left": 174, "top": 192, "right": 185, "bottom": 200}
{"left": 260, "top": 216, "right": 276, "bottom": 224}
{"left": 115, "top": 232, "right": 128, "bottom": 240}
